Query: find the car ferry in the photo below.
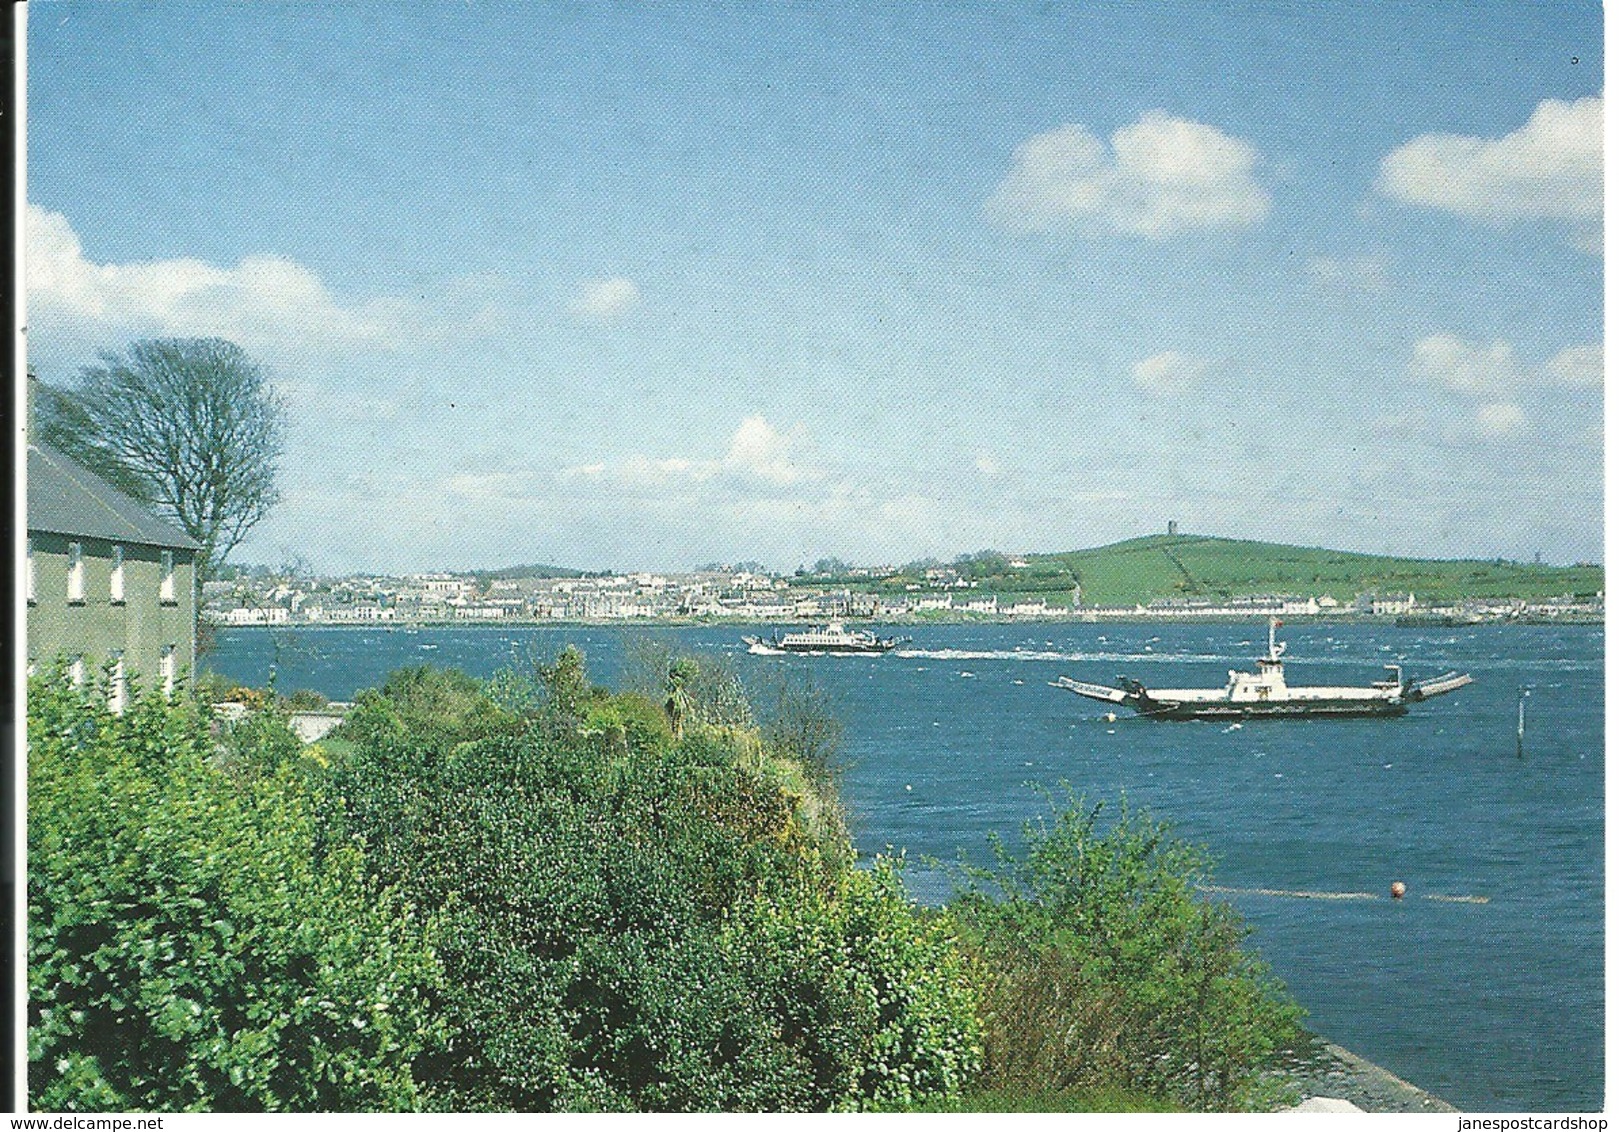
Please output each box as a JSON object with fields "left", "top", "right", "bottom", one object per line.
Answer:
{"left": 743, "top": 622, "right": 905, "bottom": 656}
{"left": 1053, "top": 619, "right": 1472, "bottom": 719}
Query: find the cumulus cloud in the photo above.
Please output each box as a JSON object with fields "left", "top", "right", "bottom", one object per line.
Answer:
{"left": 1409, "top": 334, "right": 1522, "bottom": 393}
{"left": 25, "top": 204, "right": 420, "bottom": 355}
{"left": 568, "top": 276, "right": 640, "bottom": 321}
{"left": 1132, "top": 350, "right": 1208, "bottom": 396}
{"left": 1379, "top": 95, "right": 1603, "bottom": 251}
{"left": 1410, "top": 334, "right": 1603, "bottom": 394}
{"left": 1544, "top": 344, "right": 1604, "bottom": 388}
{"left": 561, "top": 415, "right": 816, "bottom": 490}
{"left": 723, "top": 415, "right": 810, "bottom": 485}
{"left": 1409, "top": 334, "right": 1601, "bottom": 439}
{"left": 986, "top": 112, "right": 1270, "bottom": 238}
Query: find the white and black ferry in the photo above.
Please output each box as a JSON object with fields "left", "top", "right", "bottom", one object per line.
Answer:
{"left": 743, "top": 622, "right": 905, "bottom": 656}
{"left": 1053, "top": 619, "right": 1472, "bottom": 719}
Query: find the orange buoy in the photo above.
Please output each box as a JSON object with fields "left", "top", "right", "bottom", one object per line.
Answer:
{"left": 1390, "top": 881, "right": 1407, "bottom": 900}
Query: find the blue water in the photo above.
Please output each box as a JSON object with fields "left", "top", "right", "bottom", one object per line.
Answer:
{"left": 209, "top": 620, "right": 1604, "bottom": 1111}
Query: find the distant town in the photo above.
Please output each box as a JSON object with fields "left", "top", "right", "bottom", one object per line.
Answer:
{"left": 203, "top": 555, "right": 1604, "bottom": 629}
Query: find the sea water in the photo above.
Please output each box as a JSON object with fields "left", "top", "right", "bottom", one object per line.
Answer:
{"left": 210, "top": 620, "right": 1603, "bottom": 1111}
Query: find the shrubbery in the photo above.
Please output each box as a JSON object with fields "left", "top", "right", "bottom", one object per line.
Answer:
{"left": 27, "top": 674, "right": 443, "bottom": 1111}
{"left": 28, "top": 648, "right": 1301, "bottom": 1113}
{"left": 947, "top": 797, "right": 1303, "bottom": 1110}
{"left": 324, "top": 648, "right": 977, "bottom": 1110}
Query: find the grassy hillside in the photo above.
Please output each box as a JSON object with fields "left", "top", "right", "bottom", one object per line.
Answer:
{"left": 1035, "top": 534, "right": 1603, "bottom": 608}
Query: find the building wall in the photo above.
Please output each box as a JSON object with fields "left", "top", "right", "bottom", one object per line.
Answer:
{"left": 27, "top": 530, "right": 196, "bottom": 694}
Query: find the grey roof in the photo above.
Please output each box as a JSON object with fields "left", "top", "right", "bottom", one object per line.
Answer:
{"left": 27, "top": 443, "right": 201, "bottom": 550}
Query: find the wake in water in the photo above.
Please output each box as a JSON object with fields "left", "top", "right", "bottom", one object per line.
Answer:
{"left": 894, "top": 647, "right": 1234, "bottom": 664}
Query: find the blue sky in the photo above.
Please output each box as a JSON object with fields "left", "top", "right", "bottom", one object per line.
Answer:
{"left": 24, "top": 1, "right": 1605, "bottom": 573}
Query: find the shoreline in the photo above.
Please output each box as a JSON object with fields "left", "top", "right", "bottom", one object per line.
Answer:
{"left": 1275, "top": 1037, "right": 1459, "bottom": 1113}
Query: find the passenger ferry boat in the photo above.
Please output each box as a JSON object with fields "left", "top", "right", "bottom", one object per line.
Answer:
{"left": 1053, "top": 619, "right": 1472, "bottom": 719}
{"left": 743, "top": 622, "right": 905, "bottom": 656}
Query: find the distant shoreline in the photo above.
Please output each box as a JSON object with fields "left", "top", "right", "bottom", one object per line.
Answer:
{"left": 210, "top": 611, "right": 1604, "bottom": 630}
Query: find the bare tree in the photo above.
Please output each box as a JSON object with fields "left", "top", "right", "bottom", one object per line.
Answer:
{"left": 34, "top": 338, "right": 287, "bottom": 583}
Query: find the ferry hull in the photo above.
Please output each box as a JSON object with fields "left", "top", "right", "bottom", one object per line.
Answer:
{"left": 743, "top": 636, "right": 898, "bottom": 656}
{"left": 1135, "top": 699, "right": 1409, "bottom": 720}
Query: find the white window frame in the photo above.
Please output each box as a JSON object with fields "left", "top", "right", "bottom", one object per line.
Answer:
{"left": 67, "top": 542, "right": 85, "bottom": 603}
{"left": 160, "top": 550, "right": 176, "bottom": 604}
{"left": 109, "top": 652, "right": 127, "bottom": 714}
{"left": 69, "top": 655, "right": 86, "bottom": 688}
{"left": 110, "top": 544, "right": 125, "bottom": 604}
{"left": 160, "top": 645, "right": 177, "bottom": 699}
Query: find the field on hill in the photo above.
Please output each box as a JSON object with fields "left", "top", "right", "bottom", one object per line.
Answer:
{"left": 1032, "top": 535, "right": 1602, "bottom": 608}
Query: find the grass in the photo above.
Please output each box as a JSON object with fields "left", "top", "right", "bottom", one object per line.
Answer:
{"left": 1035, "top": 533, "right": 1602, "bottom": 607}
{"left": 787, "top": 532, "right": 1599, "bottom": 610}
{"left": 894, "top": 1086, "right": 1183, "bottom": 1112}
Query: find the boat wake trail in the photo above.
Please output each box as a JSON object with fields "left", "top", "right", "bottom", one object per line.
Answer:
{"left": 1200, "top": 884, "right": 1488, "bottom": 904}
{"left": 894, "top": 647, "right": 1229, "bottom": 664}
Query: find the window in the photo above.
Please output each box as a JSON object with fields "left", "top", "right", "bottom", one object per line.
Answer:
{"left": 160, "top": 550, "right": 176, "bottom": 603}
{"left": 109, "top": 652, "right": 127, "bottom": 714}
{"left": 26, "top": 538, "right": 34, "bottom": 603}
{"left": 69, "top": 655, "right": 86, "bottom": 688}
{"left": 67, "top": 542, "right": 85, "bottom": 602}
{"left": 110, "top": 545, "right": 125, "bottom": 603}
{"left": 160, "top": 645, "right": 177, "bottom": 699}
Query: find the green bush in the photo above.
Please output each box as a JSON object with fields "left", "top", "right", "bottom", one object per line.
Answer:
{"left": 27, "top": 676, "right": 444, "bottom": 1111}
{"left": 948, "top": 797, "right": 1303, "bottom": 1111}
{"left": 336, "top": 665, "right": 515, "bottom": 755}
{"left": 327, "top": 654, "right": 981, "bottom": 1111}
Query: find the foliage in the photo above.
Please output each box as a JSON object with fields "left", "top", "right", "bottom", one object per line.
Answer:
{"left": 327, "top": 652, "right": 980, "bottom": 1111}
{"left": 623, "top": 638, "right": 755, "bottom": 731}
{"left": 27, "top": 675, "right": 444, "bottom": 1111}
{"left": 336, "top": 665, "right": 515, "bottom": 754}
{"left": 33, "top": 338, "right": 288, "bottom": 581}
{"left": 948, "top": 796, "right": 1302, "bottom": 1111}
{"left": 30, "top": 644, "right": 1307, "bottom": 1114}
{"left": 281, "top": 688, "right": 331, "bottom": 711}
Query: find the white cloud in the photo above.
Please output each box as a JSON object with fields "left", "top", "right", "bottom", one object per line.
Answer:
{"left": 559, "top": 461, "right": 608, "bottom": 480}
{"left": 1132, "top": 350, "right": 1208, "bottom": 396}
{"left": 974, "top": 453, "right": 1001, "bottom": 477}
{"left": 723, "top": 415, "right": 810, "bottom": 485}
{"left": 25, "top": 204, "right": 420, "bottom": 354}
{"left": 563, "top": 415, "right": 816, "bottom": 490}
{"left": 1544, "top": 344, "right": 1604, "bottom": 388}
{"left": 986, "top": 112, "right": 1270, "bottom": 238}
{"left": 1475, "top": 402, "right": 1526, "bottom": 437}
{"left": 1379, "top": 95, "right": 1603, "bottom": 251}
{"left": 1410, "top": 334, "right": 1603, "bottom": 393}
{"left": 1409, "top": 334, "right": 1521, "bottom": 393}
{"left": 568, "top": 276, "right": 640, "bottom": 321}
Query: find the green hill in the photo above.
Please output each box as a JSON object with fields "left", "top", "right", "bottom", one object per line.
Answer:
{"left": 1033, "top": 534, "right": 1603, "bottom": 608}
